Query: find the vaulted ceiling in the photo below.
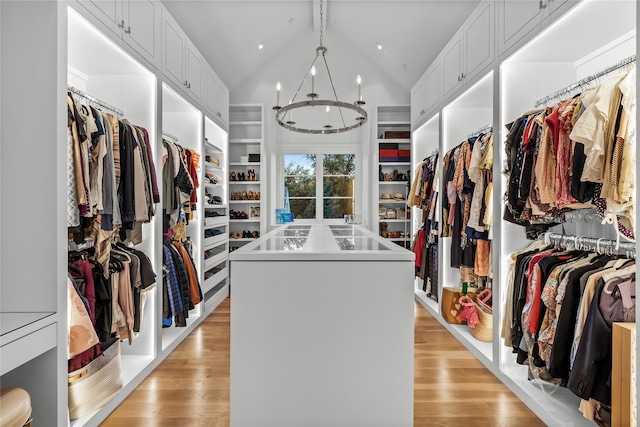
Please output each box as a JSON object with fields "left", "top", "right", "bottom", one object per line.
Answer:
{"left": 162, "top": 0, "right": 481, "bottom": 101}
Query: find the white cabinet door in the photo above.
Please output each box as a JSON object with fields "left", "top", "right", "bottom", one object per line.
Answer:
{"left": 185, "top": 40, "right": 203, "bottom": 102}
{"left": 411, "top": 78, "right": 425, "bottom": 127}
{"left": 441, "top": 32, "right": 463, "bottom": 101}
{"left": 216, "top": 82, "right": 229, "bottom": 128}
{"left": 76, "top": 0, "right": 123, "bottom": 36}
{"left": 422, "top": 62, "right": 439, "bottom": 117}
{"left": 498, "top": 0, "right": 546, "bottom": 56}
{"left": 162, "top": 10, "right": 186, "bottom": 90}
{"left": 464, "top": 1, "right": 494, "bottom": 82}
{"left": 123, "top": 0, "right": 160, "bottom": 68}
{"left": 205, "top": 66, "right": 218, "bottom": 116}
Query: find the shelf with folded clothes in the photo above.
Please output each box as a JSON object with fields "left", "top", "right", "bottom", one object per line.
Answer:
{"left": 229, "top": 181, "right": 261, "bottom": 185}
{"left": 204, "top": 250, "right": 228, "bottom": 272}
{"left": 202, "top": 262, "right": 228, "bottom": 294}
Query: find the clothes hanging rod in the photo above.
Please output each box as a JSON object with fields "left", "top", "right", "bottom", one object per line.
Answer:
{"left": 533, "top": 55, "right": 636, "bottom": 107}
{"left": 539, "top": 232, "right": 635, "bottom": 258}
{"left": 467, "top": 124, "right": 492, "bottom": 138}
{"left": 67, "top": 86, "right": 125, "bottom": 117}
{"left": 162, "top": 131, "right": 179, "bottom": 143}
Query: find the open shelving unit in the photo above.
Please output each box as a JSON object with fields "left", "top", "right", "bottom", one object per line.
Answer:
{"left": 228, "top": 104, "right": 265, "bottom": 252}
{"left": 375, "top": 106, "right": 412, "bottom": 248}
{"left": 203, "top": 116, "right": 230, "bottom": 312}
{"left": 411, "top": 113, "right": 440, "bottom": 311}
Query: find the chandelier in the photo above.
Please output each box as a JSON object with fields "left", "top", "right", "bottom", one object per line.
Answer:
{"left": 272, "top": 0, "right": 367, "bottom": 134}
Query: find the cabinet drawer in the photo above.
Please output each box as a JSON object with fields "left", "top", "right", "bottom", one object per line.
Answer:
{"left": 1, "top": 323, "right": 57, "bottom": 375}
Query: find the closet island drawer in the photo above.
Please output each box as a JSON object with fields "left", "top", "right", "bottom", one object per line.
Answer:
{"left": 1, "top": 316, "right": 57, "bottom": 375}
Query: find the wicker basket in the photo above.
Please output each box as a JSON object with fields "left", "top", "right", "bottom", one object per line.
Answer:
{"left": 471, "top": 294, "right": 493, "bottom": 342}
{"left": 68, "top": 339, "right": 123, "bottom": 420}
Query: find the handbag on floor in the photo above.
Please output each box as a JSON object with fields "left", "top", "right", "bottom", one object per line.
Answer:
{"left": 68, "top": 338, "right": 123, "bottom": 420}
{"left": 441, "top": 287, "right": 477, "bottom": 324}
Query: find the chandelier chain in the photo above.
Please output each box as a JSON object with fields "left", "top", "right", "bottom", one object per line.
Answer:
{"left": 319, "top": 0, "right": 324, "bottom": 47}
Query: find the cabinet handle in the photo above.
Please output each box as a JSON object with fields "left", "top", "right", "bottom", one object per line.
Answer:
{"left": 539, "top": 0, "right": 547, "bottom": 9}
{"left": 118, "top": 20, "right": 125, "bottom": 28}
{"left": 125, "top": 26, "right": 131, "bottom": 34}
{"left": 184, "top": 80, "right": 189, "bottom": 87}
{"left": 457, "top": 75, "right": 462, "bottom": 82}
{"left": 461, "top": 72, "right": 466, "bottom": 79}
{"left": 187, "top": 82, "right": 191, "bottom": 89}
{"left": 217, "top": 112, "right": 222, "bottom": 117}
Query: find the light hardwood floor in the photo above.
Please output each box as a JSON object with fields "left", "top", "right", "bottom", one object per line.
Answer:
{"left": 101, "top": 299, "right": 545, "bottom": 426}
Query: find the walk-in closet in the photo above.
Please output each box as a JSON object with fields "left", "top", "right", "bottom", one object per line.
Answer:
{"left": 0, "top": 0, "right": 638, "bottom": 426}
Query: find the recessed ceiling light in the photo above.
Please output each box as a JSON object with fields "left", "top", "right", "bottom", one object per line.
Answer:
{"left": 402, "top": 64, "right": 407, "bottom": 69}
{"left": 376, "top": 43, "right": 383, "bottom": 50}
{"left": 289, "top": 17, "right": 294, "bottom": 24}
{"left": 258, "top": 42, "right": 264, "bottom": 50}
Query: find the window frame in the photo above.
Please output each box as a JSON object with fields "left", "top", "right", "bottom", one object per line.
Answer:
{"left": 277, "top": 144, "right": 362, "bottom": 224}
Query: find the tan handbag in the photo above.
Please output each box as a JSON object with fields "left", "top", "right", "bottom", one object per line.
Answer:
{"left": 441, "top": 287, "right": 477, "bottom": 324}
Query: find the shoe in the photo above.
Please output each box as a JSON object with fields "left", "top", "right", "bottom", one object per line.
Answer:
{"left": 248, "top": 191, "right": 255, "bottom": 200}
{"left": 230, "top": 171, "right": 236, "bottom": 181}
{"left": 242, "top": 190, "right": 248, "bottom": 200}
{"left": 256, "top": 192, "right": 261, "bottom": 200}
{"left": 252, "top": 231, "right": 259, "bottom": 239}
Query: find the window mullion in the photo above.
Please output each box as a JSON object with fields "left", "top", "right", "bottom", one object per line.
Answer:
{"left": 316, "top": 152, "right": 323, "bottom": 219}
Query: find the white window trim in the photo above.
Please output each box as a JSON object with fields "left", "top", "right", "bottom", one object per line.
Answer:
{"left": 276, "top": 144, "right": 362, "bottom": 225}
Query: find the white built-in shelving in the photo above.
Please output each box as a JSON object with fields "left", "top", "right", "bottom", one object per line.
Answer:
{"left": 375, "top": 106, "right": 412, "bottom": 249}
{"left": 227, "top": 104, "right": 265, "bottom": 252}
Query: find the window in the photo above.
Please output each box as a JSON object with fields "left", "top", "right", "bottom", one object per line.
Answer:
{"left": 284, "top": 154, "right": 316, "bottom": 219}
{"left": 283, "top": 153, "right": 356, "bottom": 220}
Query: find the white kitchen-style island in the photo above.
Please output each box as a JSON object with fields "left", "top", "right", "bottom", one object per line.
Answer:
{"left": 229, "top": 224, "right": 415, "bottom": 427}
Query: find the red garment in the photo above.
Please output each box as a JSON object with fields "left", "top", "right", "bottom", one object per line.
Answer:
{"left": 555, "top": 99, "right": 579, "bottom": 209}
{"left": 412, "top": 229, "right": 426, "bottom": 271}
{"left": 529, "top": 254, "right": 571, "bottom": 334}
{"left": 72, "top": 258, "right": 96, "bottom": 325}
{"left": 185, "top": 149, "right": 199, "bottom": 204}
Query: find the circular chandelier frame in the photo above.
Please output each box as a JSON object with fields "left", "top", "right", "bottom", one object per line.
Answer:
{"left": 275, "top": 99, "right": 367, "bottom": 134}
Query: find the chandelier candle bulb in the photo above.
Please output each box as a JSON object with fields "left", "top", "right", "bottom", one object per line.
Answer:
{"left": 276, "top": 82, "right": 281, "bottom": 107}
{"left": 357, "top": 75, "right": 362, "bottom": 101}
{"left": 311, "top": 66, "right": 316, "bottom": 94}
{"left": 326, "top": 105, "right": 330, "bottom": 124}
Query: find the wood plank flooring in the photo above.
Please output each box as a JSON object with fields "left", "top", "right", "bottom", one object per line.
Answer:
{"left": 101, "top": 299, "right": 545, "bottom": 426}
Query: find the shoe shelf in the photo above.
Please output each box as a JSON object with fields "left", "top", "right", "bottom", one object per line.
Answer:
{"left": 229, "top": 200, "right": 260, "bottom": 204}
{"left": 204, "top": 203, "right": 228, "bottom": 209}
{"left": 202, "top": 265, "right": 228, "bottom": 294}
{"left": 204, "top": 251, "right": 228, "bottom": 271}
{"left": 229, "top": 219, "right": 260, "bottom": 223}
{"left": 203, "top": 233, "right": 228, "bottom": 249}
{"left": 378, "top": 162, "right": 411, "bottom": 167}
{"left": 204, "top": 216, "right": 227, "bottom": 227}
{"left": 228, "top": 138, "right": 261, "bottom": 144}
{"left": 229, "top": 181, "right": 261, "bottom": 185}
{"left": 229, "top": 162, "right": 261, "bottom": 166}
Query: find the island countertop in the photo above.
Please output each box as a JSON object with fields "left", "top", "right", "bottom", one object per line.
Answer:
{"left": 229, "top": 223, "right": 415, "bottom": 262}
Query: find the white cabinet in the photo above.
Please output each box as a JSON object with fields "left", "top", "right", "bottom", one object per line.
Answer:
{"left": 76, "top": 0, "right": 160, "bottom": 68}
{"left": 498, "top": 0, "right": 580, "bottom": 57}
{"left": 162, "top": 9, "right": 186, "bottom": 92}
{"left": 161, "top": 9, "right": 207, "bottom": 105}
{"left": 412, "top": 59, "right": 439, "bottom": 128}
{"left": 205, "top": 66, "right": 230, "bottom": 129}
{"left": 122, "top": 0, "right": 160, "bottom": 68}
{"left": 441, "top": 1, "right": 494, "bottom": 101}
{"left": 185, "top": 39, "right": 203, "bottom": 102}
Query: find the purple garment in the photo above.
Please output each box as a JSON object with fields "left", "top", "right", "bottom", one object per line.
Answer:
{"left": 599, "top": 277, "right": 635, "bottom": 324}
